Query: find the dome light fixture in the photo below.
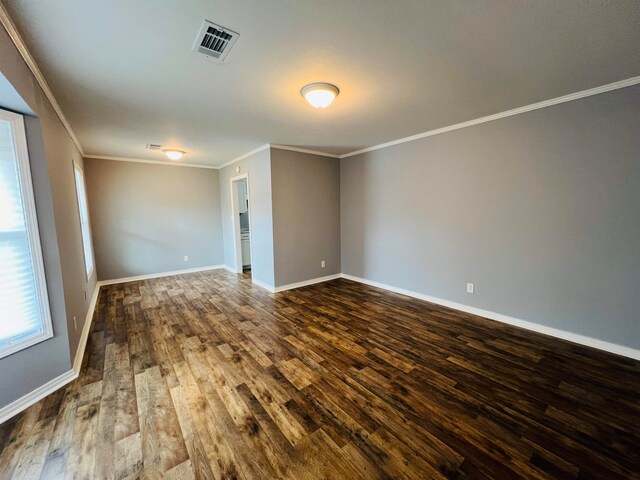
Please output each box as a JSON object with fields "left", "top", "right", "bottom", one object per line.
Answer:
{"left": 163, "top": 149, "right": 185, "bottom": 161}
{"left": 300, "top": 82, "right": 339, "bottom": 109}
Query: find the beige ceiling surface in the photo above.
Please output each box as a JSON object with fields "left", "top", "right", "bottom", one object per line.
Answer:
{"left": 4, "top": 0, "right": 640, "bottom": 167}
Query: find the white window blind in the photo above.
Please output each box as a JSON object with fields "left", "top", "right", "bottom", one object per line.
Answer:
{"left": 0, "top": 109, "right": 52, "bottom": 359}
{"left": 73, "top": 164, "right": 94, "bottom": 278}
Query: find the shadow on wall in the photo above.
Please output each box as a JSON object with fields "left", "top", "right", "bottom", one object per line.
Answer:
{"left": 0, "top": 66, "right": 93, "bottom": 409}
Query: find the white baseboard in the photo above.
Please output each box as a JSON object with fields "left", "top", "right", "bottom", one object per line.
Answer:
{"left": 0, "top": 369, "right": 76, "bottom": 424}
{"left": 0, "top": 281, "right": 102, "bottom": 424}
{"left": 73, "top": 282, "right": 101, "bottom": 375}
{"left": 250, "top": 278, "right": 276, "bottom": 293}
{"left": 222, "top": 265, "right": 277, "bottom": 293}
{"left": 3, "top": 267, "right": 636, "bottom": 425}
{"left": 340, "top": 274, "right": 640, "bottom": 361}
{"left": 98, "top": 263, "right": 278, "bottom": 293}
{"left": 275, "top": 273, "right": 342, "bottom": 293}
{"left": 221, "top": 265, "right": 340, "bottom": 294}
{"left": 98, "top": 265, "right": 226, "bottom": 286}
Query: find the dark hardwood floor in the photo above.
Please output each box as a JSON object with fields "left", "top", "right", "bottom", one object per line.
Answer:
{"left": 0, "top": 269, "right": 638, "bottom": 479}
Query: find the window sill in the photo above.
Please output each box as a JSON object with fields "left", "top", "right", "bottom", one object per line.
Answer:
{"left": 0, "top": 331, "right": 54, "bottom": 360}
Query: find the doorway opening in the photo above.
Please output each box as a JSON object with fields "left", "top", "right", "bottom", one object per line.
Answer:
{"left": 230, "top": 174, "right": 253, "bottom": 278}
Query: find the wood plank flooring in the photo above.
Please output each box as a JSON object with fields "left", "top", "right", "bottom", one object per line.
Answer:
{"left": 1, "top": 269, "right": 639, "bottom": 479}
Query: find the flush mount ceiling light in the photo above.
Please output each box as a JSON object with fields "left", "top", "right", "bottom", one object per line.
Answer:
{"left": 163, "top": 149, "right": 185, "bottom": 161}
{"left": 300, "top": 82, "right": 340, "bottom": 109}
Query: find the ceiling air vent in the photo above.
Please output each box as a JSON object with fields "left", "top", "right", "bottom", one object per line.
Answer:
{"left": 193, "top": 20, "right": 239, "bottom": 63}
{"left": 146, "top": 143, "right": 163, "bottom": 150}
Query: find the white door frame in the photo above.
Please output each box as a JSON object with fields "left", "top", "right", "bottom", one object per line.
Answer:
{"left": 229, "top": 173, "right": 254, "bottom": 274}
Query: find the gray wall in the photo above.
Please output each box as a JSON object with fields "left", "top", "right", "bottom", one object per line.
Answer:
{"left": 341, "top": 85, "right": 640, "bottom": 350}
{"left": 1, "top": 26, "right": 97, "bottom": 408}
{"left": 219, "top": 147, "right": 275, "bottom": 287}
{"left": 84, "top": 158, "right": 224, "bottom": 281}
{"left": 271, "top": 148, "right": 341, "bottom": 287}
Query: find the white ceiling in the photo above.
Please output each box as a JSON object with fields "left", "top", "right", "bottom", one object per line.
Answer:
{"left": 5, "top": 0, "right": 640, "bottom": 167}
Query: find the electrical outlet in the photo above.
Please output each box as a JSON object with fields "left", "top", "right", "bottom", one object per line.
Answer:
{"left": 73, "top": 316, "right": 77, "bottom": 331}
{"left": 466, "top": 283, "right": 474, "bottom": 294}
{"left": 184, "top": 255, "right": 189, "bottom": 262}
{"left": 321, "top": 260, "right": 326, "bottom": 268}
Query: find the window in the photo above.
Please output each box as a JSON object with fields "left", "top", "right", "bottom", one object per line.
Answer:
{"left": 73, "top": 163, "right": 94, "bottom": 278}
{"left": 0, "top": 109, "right": 53, "bottom": 358}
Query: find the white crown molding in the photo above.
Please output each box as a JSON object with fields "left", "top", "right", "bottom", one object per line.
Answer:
{"left": 270, "top": 144, "right": 340, "bottom": 159}
{"left": 218, "top": 143, "right": 341, "bottom": 170}
{"left": 229, "top": 77, "right": 640, "bottom": 163}
{"left": 84, "top": 154, "right": 219, "bottom": 170}
{"left": 218, "top": 144, "right": 270, "bottom": 169}
{"left": 0, "top": 4, "right": 85, "bottom": 156}
{"left": 3, "top": 2, "right": 638, "bottom": 169}
{"left": 340, "top": 274, "right": 640, "bottom": 361}
{"left": 340, "top": 75, "right": 640, "bottom": 159}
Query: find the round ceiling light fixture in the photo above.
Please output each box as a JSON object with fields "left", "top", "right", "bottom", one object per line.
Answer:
{"left": 163, "top": 149, "right": 185, "bottom": 161}
{"left": 300, "top": 82, "right": 339, "bottom": 109}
